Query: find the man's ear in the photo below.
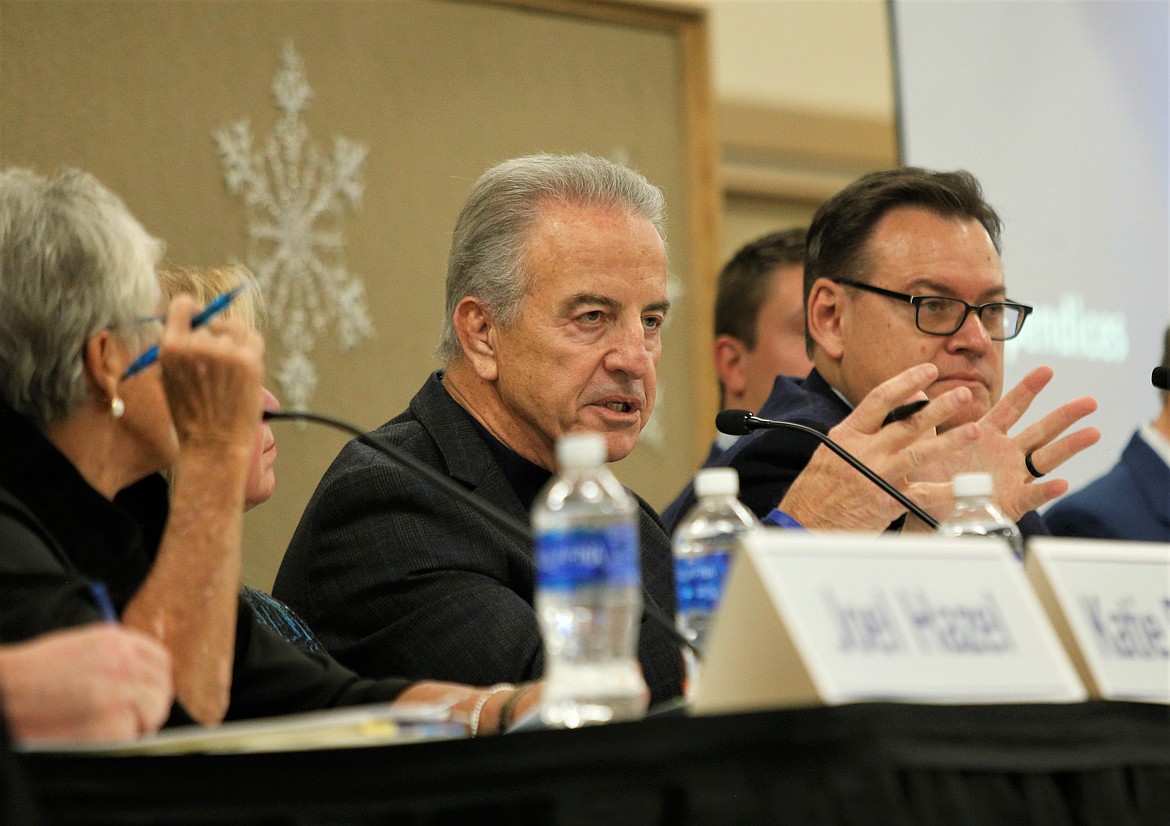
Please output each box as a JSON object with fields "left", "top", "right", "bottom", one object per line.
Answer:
{"left": 806, "top": 278, "right": 846, "bottom": 361}
{"left": 713, "top": 335, "right": 749, "bottom": 398}
{"left": 82, "top": 329, "right": 123, "bottom": 405}
{"left": 452, "top": 296, "right": 499, "bottom": 381}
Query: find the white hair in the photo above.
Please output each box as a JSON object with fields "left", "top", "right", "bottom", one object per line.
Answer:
{"left": 0, "top": 168, "right": 164, "bottom": 426}
{"left": 437, "top": 153, "right": 666, "bottom": 364}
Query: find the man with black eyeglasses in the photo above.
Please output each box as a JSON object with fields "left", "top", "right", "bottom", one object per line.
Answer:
{"left": 664, "top": 167, "right": 1100, "bottom": 535}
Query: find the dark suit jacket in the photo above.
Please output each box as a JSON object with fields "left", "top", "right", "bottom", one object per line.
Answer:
{"left": 663, "top": 369, "right": 1049, "bottom": 537}
{"left": 1044, "top": 431, "right": 1170, "bottom": 541}
{"left": 0, "top": 403, "right": 407, "bottom": 725}
{"left": 274, "top": 372, "right": 684, "bottom": 704}
{"left": 664, "top": 371, "right": 842, "bottom": 531}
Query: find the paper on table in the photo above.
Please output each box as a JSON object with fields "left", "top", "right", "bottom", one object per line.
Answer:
{"left": 19, "top": 702, "right": 467, "bottom": 756}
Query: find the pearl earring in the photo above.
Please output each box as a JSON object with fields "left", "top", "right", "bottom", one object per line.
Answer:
{"left": 110, "top": 396, "right": 125, "bottom": 419}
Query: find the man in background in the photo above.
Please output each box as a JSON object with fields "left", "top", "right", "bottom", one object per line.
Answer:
{"left": 665, "top": 167, "right": 1100, "bottom": 534}
{"left": 708, "top": 228, "right": 813, "bottom": 461}
{"left": 1045, "top": 325, "right": 1170, "bottom": 541}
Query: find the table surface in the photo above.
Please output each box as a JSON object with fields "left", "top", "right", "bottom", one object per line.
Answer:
{"left": 17, "top": 700, "right": 1170, "bottom": 826}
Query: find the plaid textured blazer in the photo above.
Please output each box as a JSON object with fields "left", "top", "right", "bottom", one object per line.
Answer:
{"left": 274, "top": 371, "right": 684, "bottom": 704}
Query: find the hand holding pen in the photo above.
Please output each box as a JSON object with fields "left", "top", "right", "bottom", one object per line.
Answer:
{"left": 129, "top": 288, "right": 265, "bottom": 453}
{"left": 122, "top": 285, "right": 251, "bottom": 379}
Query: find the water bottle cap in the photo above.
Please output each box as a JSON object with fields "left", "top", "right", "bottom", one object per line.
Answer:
{"left": 555, "top": 432, "right": 607, "bottom": 469}
{"left": 952, "top": 472, "right": 993, "bottom": 498}
{"left": 694, "top": 467, "right": 739, "bottom": 498}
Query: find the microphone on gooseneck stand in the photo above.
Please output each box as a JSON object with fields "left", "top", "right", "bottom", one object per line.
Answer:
{"left": 263, "top": 409, "right": 700, "bottom": 658}
{"left": 1153, "top": 366, "right": 1168, "bottom": 390}
{"left": 716, "top": 407, "right": 940, "bottom": 529}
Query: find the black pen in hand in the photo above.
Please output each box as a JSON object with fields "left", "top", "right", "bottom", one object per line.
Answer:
{"left": 881, "top": 399, "right": 929, "bottom": 428}
{"left": 121, "top": 285, "right": 249, "bottom": 379}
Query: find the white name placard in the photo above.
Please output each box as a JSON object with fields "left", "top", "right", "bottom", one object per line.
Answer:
{"left": 693, "top": 532, "right": 1086, "bottom": 715}
{"left": 1025, "top": 538, "right": 1170, "bottom": 702}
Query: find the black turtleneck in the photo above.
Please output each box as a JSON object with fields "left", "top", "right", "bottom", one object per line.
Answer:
{"left": 466, "top": 416, "right": 553, "bottom": 514}
{"left": 0, "top": 402, "right": 154, "bottom": 631}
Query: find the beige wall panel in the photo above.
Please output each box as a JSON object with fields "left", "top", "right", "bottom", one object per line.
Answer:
{"left": 702, "top": 0, "right": 895, "bottom": 119}
{"left": 721, "top": 194, "right": 816, "bottom": 264}
{"left": 1, "top": 0, "right": 717, "bottom": 589}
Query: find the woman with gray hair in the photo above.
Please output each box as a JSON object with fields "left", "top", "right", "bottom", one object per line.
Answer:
{"left": 0, "top": 167, "right": 263, "bottom": 727}
{"left": 0, "top": 168, "right": 539, "bottom": 737}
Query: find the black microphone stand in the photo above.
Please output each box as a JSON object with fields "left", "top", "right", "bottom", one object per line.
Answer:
{"left": 264, "top": 410, "right": 701, "bottom": 658}
{"left": 719, "top": 409, "right": 939, "bottom": 529}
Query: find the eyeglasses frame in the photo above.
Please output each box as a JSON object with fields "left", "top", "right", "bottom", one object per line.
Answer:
{"left": 834, "top": 279, "right": 1033, "bottom": 341}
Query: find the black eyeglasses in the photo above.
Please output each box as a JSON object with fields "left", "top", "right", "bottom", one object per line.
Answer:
{"left": 836, "top": 280, "right": 1033, "bottom": 341}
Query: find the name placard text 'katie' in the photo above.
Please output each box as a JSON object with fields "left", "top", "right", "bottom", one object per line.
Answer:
{"left": 693, "top": 533, "right": 1086, "bottom": 715}
{"left": 1026, "top": 538, "right": 1170, "bottom": 702}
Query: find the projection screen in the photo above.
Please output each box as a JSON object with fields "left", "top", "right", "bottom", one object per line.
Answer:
{"left": 890, "top": 0, "right": 1169, "bottom": 496}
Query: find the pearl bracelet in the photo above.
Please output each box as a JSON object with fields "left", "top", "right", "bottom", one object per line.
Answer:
{"left": 468, "top": 683, "right": 515, "bottom": 738}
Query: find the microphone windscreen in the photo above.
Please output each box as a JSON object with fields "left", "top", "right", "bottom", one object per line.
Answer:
{"left": 1154, "top": 366, "right": 1169, "bottom": 390}
{"left": 715, "top": 409, "right": 753, "bottom": 436}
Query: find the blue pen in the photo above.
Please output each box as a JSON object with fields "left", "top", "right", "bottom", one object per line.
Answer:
{"left": 89, "top": 581, "right": 118, "bottom": 622}
{"left": 121, "top": 284, "right": 250, "bottom": 379}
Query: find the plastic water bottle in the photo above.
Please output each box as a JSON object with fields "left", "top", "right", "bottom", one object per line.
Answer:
{"left": 936, "top": 472, "right": 1024, "bottom": 559}
{"left": 671, "top": 467, "right": 760, "bottom": 700}
{"left": 533, "top": 432, "right": 647, "bottom": 728}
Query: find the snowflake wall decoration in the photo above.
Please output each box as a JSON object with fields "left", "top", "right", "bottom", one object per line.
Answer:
{"left": 214, "top": 41, "right": 373, "bottom": 410}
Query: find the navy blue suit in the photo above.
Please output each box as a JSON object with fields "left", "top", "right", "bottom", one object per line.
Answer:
{"left": 1044, "top": 431, "right": 1170, "bottom": 542}
{"left": 664, "top": 369, "right": 1049, "bottom": 537}
{"left": 665, "top": 371, "right": 842, "bottom": 530}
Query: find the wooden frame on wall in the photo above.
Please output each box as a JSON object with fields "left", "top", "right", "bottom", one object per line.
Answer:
{"left": 718, "top": 99, "right": 898, "bottom": 206}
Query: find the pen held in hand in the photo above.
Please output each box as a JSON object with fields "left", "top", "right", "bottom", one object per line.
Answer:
{"left": 89, "top": 581, "right": 118, "bottom": 622}
{"left": 881, "top": 399, "right": 930, "bottom": 428}
{"left": 121, "top": 284, "right": 249, "bottom": 379}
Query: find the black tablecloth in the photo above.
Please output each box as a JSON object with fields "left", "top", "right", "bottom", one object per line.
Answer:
{"left": 15, "top": 701, "right": 1170, "bottom": 826}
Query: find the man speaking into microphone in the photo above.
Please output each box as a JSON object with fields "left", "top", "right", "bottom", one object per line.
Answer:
{"left": 274, "top": 154, "right": 688, "bottom": 703}
{"left": 665, "top": 167, "right": 1101, "bottom": 535}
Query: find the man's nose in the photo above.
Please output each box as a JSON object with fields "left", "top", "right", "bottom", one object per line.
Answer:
{"left": 261, "top": 386, "right": 281, "bottom": 413}
{"left": 948, "top": 307, "right": 993, "bottom": 352}
{"left": 604, "top": 324, "right": 655, "bottom": 379}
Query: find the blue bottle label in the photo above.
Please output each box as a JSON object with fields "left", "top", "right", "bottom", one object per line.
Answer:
{"left": 537, "top": 523, "right": 640, "bottom": 591}
{"left": 675, "top": 552, "right": 731, "bottom": 613}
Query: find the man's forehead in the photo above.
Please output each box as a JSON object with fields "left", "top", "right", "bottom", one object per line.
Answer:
{"left": 865, "top": 208, "right": 1005, "bottom": 294}
{"left": 767, "top": 262, "right": 805, "bottom": 294}
{"left": 903, "top": 275, "right": 1006, "bottom": 299}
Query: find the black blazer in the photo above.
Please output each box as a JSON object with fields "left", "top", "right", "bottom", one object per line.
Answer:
{"left": 0, "top": 403, "right": 406, "bottom": 723}
{"left": 274, "top": 372, "right": 684, "bottom": 704}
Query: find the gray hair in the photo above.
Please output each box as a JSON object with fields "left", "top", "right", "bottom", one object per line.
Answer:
{"left": 437, "top": 153, "right": 667, "bottom": 364}
{"left": 0, "top": 168, "right": 164, "bottom": 427}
